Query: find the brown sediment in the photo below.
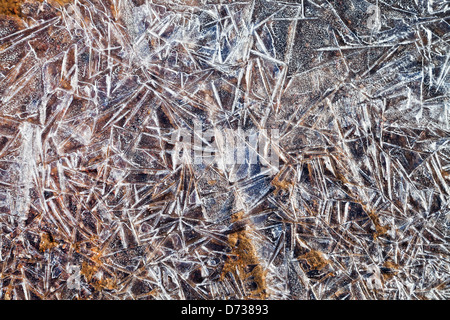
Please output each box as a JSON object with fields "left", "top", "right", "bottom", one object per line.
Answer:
{"left": 39, "top": 233, "right": 118, "bottom": 294}
{"left": 298, "top": 249, "right": 329, "bottom": 271}
{"left": 221, "top": 211, "right": 268, "bottom": 299}
{"left": 91, "top": 277, "right": 117, "bottom": 291}
{"left": 271, "top": 176, "right": 294, "bottom": 195}
{"left": 0, "top": 0, "right": 71, "bottom": 17}
{"left": 367, "top": 210, "right": 390, "bottom": 240}
{"left": 39, "top": 231, "right": 58, "bottom": 252}
{"left": 271, "top": 168, "right": 294, "bottom": 195}
{"left": 381, "top": 260, "right": 399, "bottom": 281}
{"left": 0, "top": 0, "right": 23, "bottom": 16}
{"left": 383, "top": 260, "right": 400, "bottom": 270}
{"left": 3, "top": 284, "right": 13, "bottom": 300}
{"left": 81, "top": 250, "right": 118, "bottom": 292}
{"left": 80, "top": 261, "right": 98, "bottom": 282}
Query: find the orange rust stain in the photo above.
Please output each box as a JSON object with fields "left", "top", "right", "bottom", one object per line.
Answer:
{"left": 271, "top": 169, "right": 294, "bottom": 195}
{"left": 39, "top": 231, "right": 58, "bottom": 252}
{"left": 381, "top": 260, "right": 399, "bottom": 281}
{"left": 80, "top": 261, "right": 98, "bottom": 282}
{"left": 367, "top": 210, "right": 390, "bottom": 240}
{"left": 271, "top": 177, "right": 294, "bottom": 195}
{"left": 0, "top": 0, "right": 71, "bottom": 17}
{"left": 0, "top": 0, "right": 22, "bottom": 16}
{"left": 383, "top": 260, "right": 400, "bottom": 269}
{"left": 59, "top": 77, "right": 72, "bottom": 91}
{"left": 298, "top": 249, "right": 329, "bottom": 271}
{"left": 221, "top": 211, "right": 268, "bottom": 299}
{"left": 91, "top": 277, "right": 117, "bottom": 291}
{"left": 3, "top": 284, "right": 13, "bottom": 300}
{"left": 80, "top": 246, "right": 117, "bottom": 292}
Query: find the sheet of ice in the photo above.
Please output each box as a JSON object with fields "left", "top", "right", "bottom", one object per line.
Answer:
{"left": 0, "top": 0, "right": 448, "bottom": 300}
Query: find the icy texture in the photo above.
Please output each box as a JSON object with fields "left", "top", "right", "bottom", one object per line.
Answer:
{"left": 0, "top": 0, "right": 449, "bottom": 300}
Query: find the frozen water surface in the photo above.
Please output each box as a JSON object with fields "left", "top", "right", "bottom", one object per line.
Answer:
{"left": 0, "top": 0, "right": 449, "bottom": 300}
